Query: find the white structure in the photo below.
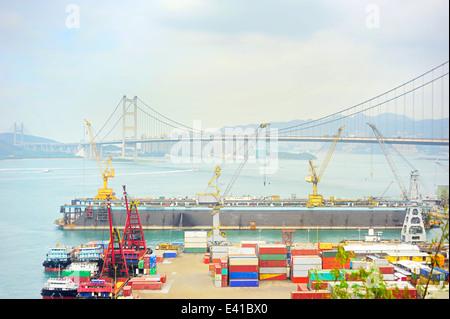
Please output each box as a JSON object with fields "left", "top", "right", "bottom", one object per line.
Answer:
{"left": 401, "top": 204, "right": 427, "bottom": 244}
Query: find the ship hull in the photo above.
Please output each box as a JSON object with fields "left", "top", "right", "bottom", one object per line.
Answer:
{"left": 41, "top": 289, "right": 78, "bottom": 299}
{"left": 59, "top": 204, "right": 407, "bottom": 230}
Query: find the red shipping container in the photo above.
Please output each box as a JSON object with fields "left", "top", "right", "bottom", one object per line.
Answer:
{"left": 291, "top": 290, "right": 331, "bottom": 299}
{"left": 259, "top": 260, "right": 287, "bottom": 267}
{"left": 379, "top": 266, "right": 395, "bottom": 274}
{"left": 229, "top": 265, "right": 258, "bottom": 272}
{"left": 291, "top": 248, "right": 320, "bottom": 256}
{"left": 309, "top": 281, "right": 330, "bottom": 290}
{"left": 390, "top": 287, "right": 417, "bottom": 299}
{"left": 160, "top": 274, "right": 167, "bottom": 283}
{"left": 220, "top": 258, "right": 228, "bottom": 269}
{"left": 123, "top": 286, "right": 132, "bottom": 297}
{"left": 214, "top": 264, "right": 222, "bottom": 273}
{"left": 133, "top": 281, "right": 162, "bottom": 290}
{"left": 291, "top": 277, "right": 309, "bottom": 284}
{"left": 258, "top": 245, "right": 287, "bottom": 254}
{"left": 212, "top": 258, "right": 221, "bottom": 264}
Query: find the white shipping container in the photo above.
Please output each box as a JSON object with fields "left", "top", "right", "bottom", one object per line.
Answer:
{"left": 184, "top": 231, "right": 208, "bottom": 238}
{"left": 211, "top": 246, "right": 229, "bottom": 253}
{"left": 259, "top": 267, "right": 287, "bottom": 274}
{"left": 212, "top": 252, "right": 228, "bottom": 259}
{"left": 292, "top": 264, "right": 322, "bottom": 271}
{"left": 214, "top": 280, "right": 222, "bottom": 288}
{"left": 228, "top": 246, "right": 256, "bottom": 255}
{"left": 383, "top": 274, "right": 396, "bottom": 281}
{"left": 292, "top": 256, "right": 322, "bottom": 265}
{"left": 374, "top": 259, "right": 390, "bottom": 266}
{"left": 351, "top": 261, "right": 368, "bottom": 270}
{"left": 229, "top": 256, "right": 258, "bottom": 266}
{"left": 292, "top": 270, "right": 309, "bottom": 278}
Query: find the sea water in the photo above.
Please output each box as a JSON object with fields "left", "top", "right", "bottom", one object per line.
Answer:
{"left": 0, "top": 152, "right": 447, "bottom": 298}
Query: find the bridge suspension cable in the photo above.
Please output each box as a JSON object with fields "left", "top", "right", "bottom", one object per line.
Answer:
{"left": 277, "top": 61, "right": 449, "bottom": 139}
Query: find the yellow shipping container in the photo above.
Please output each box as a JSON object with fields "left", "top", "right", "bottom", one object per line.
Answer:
{"left": 319, "top": 242, "right": 332, "bottom": 250}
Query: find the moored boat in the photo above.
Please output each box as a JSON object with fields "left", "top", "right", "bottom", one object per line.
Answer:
{"left": 40, "top": 277, "right": 78, "bottom": 299}
{"left": 43, "top": 246, "right": 74, "bottom": 271}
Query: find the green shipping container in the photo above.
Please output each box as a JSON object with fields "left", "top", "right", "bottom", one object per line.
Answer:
{"left": 62, "top": 270, "right": 91, "bottom": 277}
{"left": 148, "top": 268, "right": 157, "bottom": 275}
{"left": 322, "top": 250, "right": 339, "bottom": 258}
{"left": 184, "top": 248, "right": 207, "bottom": 253}
{"left": 259, "top": 254, "right": 287, "bottom": 261}
{"left": 138, "top": 260, "right": 144, "bottom": 269}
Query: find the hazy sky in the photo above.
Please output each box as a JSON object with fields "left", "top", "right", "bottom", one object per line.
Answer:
{"left": 1, "top": 0, "right": 448, "bottom": 143}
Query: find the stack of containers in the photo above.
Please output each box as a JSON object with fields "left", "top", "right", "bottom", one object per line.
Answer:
{"left": 290, "top": 246, "right": 321, "bottom": 283}
{"left": 291, "top": 255, "right": 322, "bottom": 283}
{"left": 321, "top": 250, "right": 351, "bottom": 269}
{"left": 258, "top": 244, "right": 288, "bottom": 280}
{"left": 212, "top": 258, "right": 229, "bottom": 287}
{"left": 184, "top": 231, "right": 207, "bottom": 253}
{"left": 211, "top": 245, "right": 228, "bottom": 263}
{"left": 229, "top": 253, "right": 259, "bottom": 287}
{"left": 308, "top": 269, "right": 345, "bottom": 291}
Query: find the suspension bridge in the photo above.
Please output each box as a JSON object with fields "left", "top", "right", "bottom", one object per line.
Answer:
{"left": 14, "top": 61, "right": 450, "bottom": 159}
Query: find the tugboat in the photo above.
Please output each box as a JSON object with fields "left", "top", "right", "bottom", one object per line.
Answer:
{"left": 43, "top": 245, "right": 74, "bottom": 271}
{"left": 41, "top": 276, "right": 78, "bottom": 299}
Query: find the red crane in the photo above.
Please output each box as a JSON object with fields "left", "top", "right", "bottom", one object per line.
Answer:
{"left": 122, "top": 185, "right": 147, "bottom": 253}
{"left": 100, "top": 195, "right": 129, "bottom": 282}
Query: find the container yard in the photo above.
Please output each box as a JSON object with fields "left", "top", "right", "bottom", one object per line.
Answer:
{"left": 41, "top": 230, "right": 449, "bottom": 300}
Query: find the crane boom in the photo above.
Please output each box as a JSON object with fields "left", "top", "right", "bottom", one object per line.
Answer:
{"left": 306, "top": 125, "right": 344, "bottom": 207}
{"left": 367, "top": 123, "right": 409, "bottom": 201}
{"left": 84, "top": 119, "right": 116, "bottom": 200}
{"left": 201, "top": 123, "right": 270, "bottom": 244}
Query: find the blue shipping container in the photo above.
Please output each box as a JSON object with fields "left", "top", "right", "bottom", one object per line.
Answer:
{"left": 229, "top": 279, "right": 259, "bottom": 287}
{"left": 229, "top": 272, "right": 258, "bottom": 279}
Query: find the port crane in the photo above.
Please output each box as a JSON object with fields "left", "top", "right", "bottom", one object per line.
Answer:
{"left": 99, "top": 195, "right": 129, "bottom": 296}
{"left": 84, "top": 119, "right": 116, "bottom": 200}
{"left": 198, "top": 123, "right": 270, "bottom": 244}
{"left": 367, "top": 123, "right": 415, "bottom": 201}
{"left": 305, "top": 126, "right": 344, "bottom": 207}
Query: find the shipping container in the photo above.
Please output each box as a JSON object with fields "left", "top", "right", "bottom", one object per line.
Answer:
{"left": 229, "top": 279, "right": 259, "bottom": 287}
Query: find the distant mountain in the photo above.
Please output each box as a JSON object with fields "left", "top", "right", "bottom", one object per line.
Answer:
{"left": 0, "top": 133, "right": 78, "bottom": 160}
{"left": 0, "top": 132, "right": 60, "bottom": 145}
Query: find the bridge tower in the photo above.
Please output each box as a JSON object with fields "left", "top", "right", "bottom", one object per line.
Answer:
{"left": 122, "top": 95, "right": 138, "bottom": 160}
{"left": 14, "top": 122, "right": 24, "bottom": 145}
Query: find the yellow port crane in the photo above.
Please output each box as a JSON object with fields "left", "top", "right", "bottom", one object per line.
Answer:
{"left": 84, "top": 119, "right": 117, "bottom": 200}
{"left": 198, "top": 123, "right": 270, "bottom": 243}
{"left": 306, "top": 125, "right": 344, "bottom": 207}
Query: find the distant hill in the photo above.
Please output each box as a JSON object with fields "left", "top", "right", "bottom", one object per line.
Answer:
{"left": 0, "top": 132, "right": 60, "bottom": 145}
{"left": 0, "top": 133, "right": 78, "bottom": 160}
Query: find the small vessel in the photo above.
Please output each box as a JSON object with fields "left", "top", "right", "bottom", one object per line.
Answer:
{"left": 364, "top": 227, "right": 383, "bottom": 242}
{"left": 75, "top": 245, "right": 104, "bottom": 264}
{"left": 40, "top": 276, "right": 78, "bottom": 299}
{"left": 43, "top": 246, "right": 74, "bottom": 271}
{"left": 42, "top": 168, "right": 52, "bottom": 173}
